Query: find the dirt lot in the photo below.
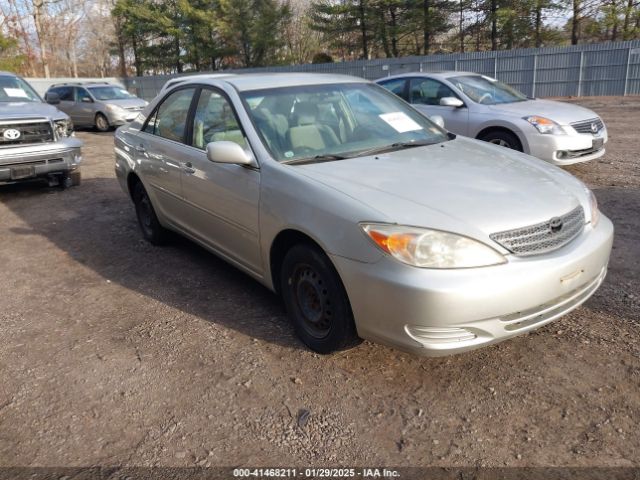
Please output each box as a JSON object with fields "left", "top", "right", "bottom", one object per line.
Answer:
{"left": 0, "top": 97, "right": 639, "bottom": 471}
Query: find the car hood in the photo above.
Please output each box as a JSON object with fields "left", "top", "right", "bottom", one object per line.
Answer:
{"left": 488, "top": 99, "right": 599, "bottom": 125}
{"left": 295, "top": 137, "right": 588, "bottom": 242}
{"left": 104, "top": 98, "right": 148, "bottom": 109}
{"left": 0, "top": 101, "right": 68, "bottom": 120}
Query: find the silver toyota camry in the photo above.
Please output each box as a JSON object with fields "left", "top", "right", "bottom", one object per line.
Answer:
{"left": 377, "top": 72, "right": 608, "bottom": 165}
{"left": 114, "top": 73, "right": 613, "bottom": 356}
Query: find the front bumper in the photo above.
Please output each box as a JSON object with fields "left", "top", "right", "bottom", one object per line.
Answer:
{"left": 331, "top": 215, "right": 613, "bottom": 356}
{"left": 0, "top": 140, "right": 82, "bottom": 183}
{"left": 526, "top": 129, "right": 608, "bottom": 165}
{"left": 107, "top": 110, "right": 141, "bottom": 126}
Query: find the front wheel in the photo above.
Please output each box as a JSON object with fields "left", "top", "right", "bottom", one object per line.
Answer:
{"left": 480, "top": 130, "right": 522, "bottom": 151}
{"left": 133, "top": 182, "right": 167, "bottom": 245}
{"left": 95, "top": 113, "right": 110, "bottom": 132}
{"left": 280, "top": 244, "right": 360, "bottom": 354}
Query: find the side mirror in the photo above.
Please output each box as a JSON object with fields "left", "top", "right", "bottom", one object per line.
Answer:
{"left": 430, "top": 115, "right": 445, "bottom": 129}
{"left": 206, "top": 141, "right": 254, "bottom": 166}
{"left": 81, "top": 97, "right": 93, "bottom": 103}
{"left": 440, "top": 97, "right": 464, "bottom": 108}
{"left": 46, "top": 92, "right": 60, "bottom": 105}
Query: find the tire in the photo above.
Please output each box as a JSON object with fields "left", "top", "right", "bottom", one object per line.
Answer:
{"left": 280, "top": 244, "right": 360, "bottom": 354}
{"left": 95, "top": 113, "right": 110, "bottom": 132}
{"left": 59, "top": 171, "right": 80, "bottom": 189}
{"left": 480, "top": 130, "right": 522, "bottom": 151}
{"left": 133, "top": 181, "right": 167, "bottom": 245}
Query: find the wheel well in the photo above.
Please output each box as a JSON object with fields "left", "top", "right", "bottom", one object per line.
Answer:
{"left": 126, "top": 172, "right": 141, "bottom": 201}
{"left": 269, "top": 229, "right": 323, "bottom": 294}
{"left": 476, "top": 126, "right": 523, "bottom": 150}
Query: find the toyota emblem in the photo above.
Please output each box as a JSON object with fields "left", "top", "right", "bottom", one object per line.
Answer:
{"left": 549, "top": 217, "right": 563, "bottom": 233}
{"left": 3, "top": 128, "right": 21, "bottom": 140}
{"left": 590, "top": 123, "right": 598, "bottom": 133}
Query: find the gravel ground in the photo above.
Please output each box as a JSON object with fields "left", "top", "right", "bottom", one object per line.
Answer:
{"left": 0, "top": 97, "right": 639, "bottom": 470}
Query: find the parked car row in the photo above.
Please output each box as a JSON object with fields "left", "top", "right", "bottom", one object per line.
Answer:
{"left": 114, "top": 73, "right": 613, "bottom": 357}
{"left": 0, "top": 73, "right": 148, "bottom": 188}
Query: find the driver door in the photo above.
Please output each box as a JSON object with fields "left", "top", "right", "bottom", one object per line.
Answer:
{"left": 179, "top": 87, "right": 262, "bottom": 275}
{"left": 408, "top": 78, "right": 469, "bottom": 135}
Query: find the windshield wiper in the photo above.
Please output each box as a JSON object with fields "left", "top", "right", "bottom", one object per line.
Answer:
{"left": 282, "top": 153, "right": 348, "bottom": 165}
{"left": 347, "top": 140, "right": 439, "bottom": 158}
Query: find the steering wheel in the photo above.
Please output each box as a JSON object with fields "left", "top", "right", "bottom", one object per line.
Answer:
{"left": 478, "top": 93, "right": 493, "bottom": 104}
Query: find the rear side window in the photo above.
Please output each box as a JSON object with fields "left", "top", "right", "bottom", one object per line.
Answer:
{"left": 143, "top": 88, "right": 196, "bottom": 143}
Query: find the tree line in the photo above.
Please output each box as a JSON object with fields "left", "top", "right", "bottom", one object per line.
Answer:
{"left": 1, "top": 0, "right": 639, "bottom": 78}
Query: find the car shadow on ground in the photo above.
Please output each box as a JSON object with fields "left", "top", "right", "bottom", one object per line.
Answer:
{"left": 0, "top": 177, "right": 302, "bottom": 351}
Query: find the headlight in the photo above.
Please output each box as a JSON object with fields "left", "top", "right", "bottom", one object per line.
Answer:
{"left": 524, "top": 116, "right": 565, "bottom": 135}
{"left": 106, "top": 104, "right": 127, "bottom": 115}
{"left": 586, "top": 188, "right": 600, "bottom": 227}
{"left": 361, "top": 224, "right": 506, "bottom": 269}
{"left": 54, "top": 119, "right": 73, "bottom": 138}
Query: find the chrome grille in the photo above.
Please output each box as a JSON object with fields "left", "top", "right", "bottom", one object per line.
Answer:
{"left": 0, "top": 120, "right": 54, "bottom": 146}
{"left": 571, "top": 117, "right": 604, "bottom": 134}
{"left": 490, "top": 206, "right": 585, "bottom": 256}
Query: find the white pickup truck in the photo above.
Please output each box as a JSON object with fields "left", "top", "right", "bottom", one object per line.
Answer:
{"left": 0, "top": 71, "right": 82, "bottom": 188}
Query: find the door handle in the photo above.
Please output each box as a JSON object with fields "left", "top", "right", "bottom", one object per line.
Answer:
{"left": 182, "top": 162, "right": 196, "bottom": 174}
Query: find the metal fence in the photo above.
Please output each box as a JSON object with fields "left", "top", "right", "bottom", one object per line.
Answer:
{"left": 119, "top": 40, "right": 640, "bottom": 101}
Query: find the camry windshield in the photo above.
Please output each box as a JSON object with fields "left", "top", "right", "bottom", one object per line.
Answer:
{"left": 88, "top": 86, "right": 134, "bottom": 101}
{"left": 448, "top": 75, "right": 527, "bottom": 105}
{"left": 241, "top": 83, "right": 449, "bottom": 163}
{"left": 0, "top": 76, "right": 41, "bottom": 102}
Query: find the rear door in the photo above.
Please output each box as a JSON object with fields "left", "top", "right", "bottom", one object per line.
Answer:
{"left": 178, "top": 87, "right": 262, "bottom": 274}
{"left": 408, "top": 77, "right": 469, "bottom": 135}
{"left": 134, "top": 87, "right": 198, "bottom": 226}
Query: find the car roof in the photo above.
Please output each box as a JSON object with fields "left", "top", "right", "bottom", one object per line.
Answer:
{"left": 49, "top": 81, "right": 114, "bottom": 88}
{"left": 379, "top": 71, "right": 480, "bottom": 82}
{"left": 171, "top": 73, "right": 367, "bottom": 92}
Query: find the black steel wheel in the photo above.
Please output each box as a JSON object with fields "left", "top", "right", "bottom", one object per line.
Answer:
{"left": 133, "top": 181, "right": 167, "bottom": 245}
{"left": 280, "top": 244, "right": 360, "bottom": 353}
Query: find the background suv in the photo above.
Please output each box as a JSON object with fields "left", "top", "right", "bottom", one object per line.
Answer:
{"left": 45, "top": 82, "right": 147, "bottom": 132}
{"left": 0, "top": 71, "right": 81, "bottom": 188}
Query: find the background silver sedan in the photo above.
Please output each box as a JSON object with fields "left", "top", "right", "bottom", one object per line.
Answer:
{"left": 377, "top": 72, "right": 608, "bottom": 165}
{"left": 114, "top": 73, "right": 613, "bottom": 356}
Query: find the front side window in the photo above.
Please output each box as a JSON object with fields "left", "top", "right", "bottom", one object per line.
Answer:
{"left": 76, "top": 88, "right": 92, "bottom": 102}
{"left": 191, "top": 88, "right": 247, "bottom": 150}
{"left": 378, "top": 78, "right": 407, "bottom": 100}
{"left": 409, "top": 78, "right": 457, "bottom": 105}
{"left": 143, "top": 88, "right": 196, "bottom": 142}
{"left": 88, "top": 86, "right": 134, "bottom": 101}
{"left": 242, "top": 83, "right": 449, "bottom": 163}
{"left": 448, "top": 75, "right": 527, "bottom": 105}
{"left": 0, "top": 75, "right": 41, "bottom": 102}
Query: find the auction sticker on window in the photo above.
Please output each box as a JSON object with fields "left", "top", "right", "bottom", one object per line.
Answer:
{"left": 379, "top": 112, "right": 422, "bottom": 133}
{"left": 4, "top": 88, "right": 29, "bottom": 98}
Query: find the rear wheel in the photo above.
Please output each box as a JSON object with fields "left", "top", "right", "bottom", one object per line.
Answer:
{"left": 280, "top": 244, "right": 360, "bottom": 354}
{"left": 480, "top": 130, "right": 522, "bottom": 151}
{"left": 95, "top": 113, "right": 110, "bottom": 132}
{"left": 133, "top": 181, "right": 167, "bottom": 245}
